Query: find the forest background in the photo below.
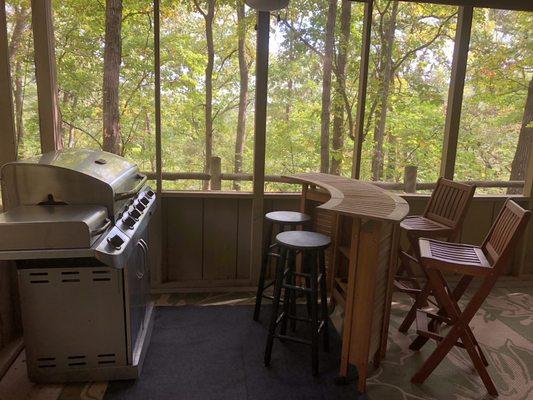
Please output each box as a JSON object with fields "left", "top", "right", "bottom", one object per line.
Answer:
{"left": 5, "top": 0, "right": 532, "bottom": 192}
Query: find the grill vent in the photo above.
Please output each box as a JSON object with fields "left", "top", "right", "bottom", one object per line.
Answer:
{"left": 61, "top": 271, "right": 80, "bottom": 283}
{"left": 97, "top": 353, "right": 116, "bottom": 365}
{"left": 37, "top": 357, "right": 56, "bottom": 368}
{"left": 66, "top": 355, "right": 87, "bottom": 367}
{"left": 30, "top": 272, "right": 50, "bottom": 284}
{"left": 92, "top": 269, "right": 111, "bottom": 282}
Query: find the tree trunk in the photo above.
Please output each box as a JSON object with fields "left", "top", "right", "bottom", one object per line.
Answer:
{"left": 9, "top": 5, "right": 29, "bottom": 153}
{"left": 330, "top": 0, "right": 351, "bottom": 175}
{"left": 8, "top": 5, "right": 29, "bottom": 60}
{"left": 233, "top": 1, "right": 248, "bottom": 191}
{"left": 320, "top": 0, "right": 337, "bottom": 173}
{"left": 508, "top": 77, "right": 533, "bottom": 194}
{"left": 371, "top": 1, "right": 398, "bottom": 181}
{"left": 13, "top": 59, "right": 24, "bottom": 149}
{"left": 285, "top": 25, "right": 295, "bottom": 122}
{"left": 196, "top": 0, "right": 216, "bottom": 190}
{"left": 102, "top": 0, "right": 122, "bottom": 155}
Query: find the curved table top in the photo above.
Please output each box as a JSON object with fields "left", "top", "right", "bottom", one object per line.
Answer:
{"left": 286, "top": 172, "right": 409, "bottom": 222}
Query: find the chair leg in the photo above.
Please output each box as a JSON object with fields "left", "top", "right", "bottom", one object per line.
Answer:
{"left": 400, "top": 281, "right": 432, "bottom": 334}
{"left": 310, "top": 251, "right": 319, "bottom": 376}
{"left": 319, "top": 249, "right": 329, "bottom": 352}
{"left": 254, "top": 221, "right": 274, "bottom": 321}
{"left": 264, "top": 247, "right": 287, "bottom": 367}
{"left": 411, "top": 269, "right": 498, "bottom": 396}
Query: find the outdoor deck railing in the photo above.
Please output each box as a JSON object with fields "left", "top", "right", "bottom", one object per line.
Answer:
{"left": 144, "top": 157, "right": 525, "bottom": 194}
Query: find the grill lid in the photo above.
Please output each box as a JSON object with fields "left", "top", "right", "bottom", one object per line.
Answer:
{"left": 31, "top": 149, "right": 136, "bottom": 185}
{"left": 1, "top": 149, "right": 146, "bottom": 220}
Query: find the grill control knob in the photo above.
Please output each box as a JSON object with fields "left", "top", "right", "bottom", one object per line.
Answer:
{"left": 122, "top": 214, "right": 136, "bottom": 229}
{"left": 130, "top": 208, "right": 142, "bottom": 220}
{"left": 107, "top": 234, "right": 124, "bottom": 249}
{"left": 146, "top": 190, "right": 155, "bottom": 198}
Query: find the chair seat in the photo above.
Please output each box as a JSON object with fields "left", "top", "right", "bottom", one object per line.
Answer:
{"left": 400, "top": 216, "right": 452, "bottom": 237}
{"left": 265, "top": 211, "right": 311, "bottom": 225}
{"left": 276, "top": 231, "right": 331, "bottom": 250}
{"left": 419, "top": 239, "right": 492, "bottom": 276}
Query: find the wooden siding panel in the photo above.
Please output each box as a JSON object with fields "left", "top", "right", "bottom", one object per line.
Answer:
{"left": 203, "top": 198, "right": 238, "bottom": 280}
{"left": 164, "top": 198, "right": 203, "bottom": 282}
{"left": 236, "top": 199, "right": 252, "bottom": 280}
{"left": 461, "top": 201, "right": 494, "bottom": 245}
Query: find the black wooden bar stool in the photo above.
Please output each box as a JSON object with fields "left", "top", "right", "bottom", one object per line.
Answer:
{"left": 264, "top": 230, "right": 331, "bottom": 376}
{"left": 253, "top": 211, "right": 311, "bottom": 321}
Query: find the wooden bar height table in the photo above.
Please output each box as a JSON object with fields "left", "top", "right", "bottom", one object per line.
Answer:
{"left": 286, "top": 173, "right": 409, "bottom": 393}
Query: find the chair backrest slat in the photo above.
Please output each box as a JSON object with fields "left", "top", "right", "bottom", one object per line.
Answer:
{"left": 482, "top": 199, "right": 531, "bottom": 269}
{"left": 424, "top": 178, "right": 476, "bottom": 232}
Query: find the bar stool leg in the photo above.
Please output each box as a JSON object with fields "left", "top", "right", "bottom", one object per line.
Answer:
{"left": 254, "top": 220, "right": 274, "bottom": 321}
{"left": 303, "top": 251, "right": 312, "bottom": 318}
{"left": 264, "top": 247, "right": 287, "bottom": 367}
{"left": 289, "top": 251, "right": 297, "bottom": 332}
{"left": 310, "top": 250, "right": 319, "bottom": 376}
{"left": 318, "top": 249, "right": 329, "bottom": 352}
{"left": 280, "top": 249, "right": 293, "bottom": 337}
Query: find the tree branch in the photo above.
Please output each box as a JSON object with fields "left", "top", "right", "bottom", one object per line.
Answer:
{"left": 392, "top": 12, "right": 457, "bottom": 72}
{"left": 280, "top": 20, "right": 324, "bottom": 59}
{"left": 61, "top": 120, "right": 103, "bottom": 148}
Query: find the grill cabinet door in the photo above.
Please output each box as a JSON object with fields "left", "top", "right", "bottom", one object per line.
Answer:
{"left": 18, "top": 266, "right": 128, "bottom": 378}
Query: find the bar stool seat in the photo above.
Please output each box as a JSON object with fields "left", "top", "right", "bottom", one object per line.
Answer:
{"left": 265, "top": 211, "right": 311, "bottom": 225}
{"left": 253, "top": 211, "right": 311, "bottom": 322}
{"left": 276, "top": 230, "right": 330, "bottom": 250}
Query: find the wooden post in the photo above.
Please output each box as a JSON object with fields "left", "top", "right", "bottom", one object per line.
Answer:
{"left": 404, "top": 165, "right": 418, "bottom": 193}
{"left": 440, "top": 6, "right": 473, "bottom": 179}
{"left": 154, "top": 0, "right": 162, "bottom": 194}
{"left": 31, "top": 0, "right": 63, "bottom": 153}
{"left": 0, "top": 0, "right": 16, "bottom": 168}
{"left": 250, "top": 11, "right": 270, "bottom": 282}
{"left": 210, "top": 156, "right": 221, "bottom": 190}
{"left": 351, "top": 0, "right": 373, "bottom": 179}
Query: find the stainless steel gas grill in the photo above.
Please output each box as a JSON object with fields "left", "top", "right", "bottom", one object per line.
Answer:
{"left": 0, "top": 149, "right": 156, "bottom": 383}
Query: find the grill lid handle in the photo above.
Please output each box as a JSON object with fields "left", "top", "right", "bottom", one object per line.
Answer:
{"left": 114, "top": 174, "right": 148, "bottom": 201}
{"left": 91, "top": 218, "right": 112, "bottom": 236}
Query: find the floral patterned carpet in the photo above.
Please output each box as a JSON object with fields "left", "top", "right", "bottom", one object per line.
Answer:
{"left": 366, "top": 286, "right": 533, "bottom": 400}
{"left": 1, "top": 284, "right": 531, "bottom": 400}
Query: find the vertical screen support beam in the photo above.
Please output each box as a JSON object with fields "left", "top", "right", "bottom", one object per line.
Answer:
{"left": 439, "top": 6, "right": 473, "bottom": 179}
{"left": 154, "top": 0, "right": 162, "bottom": 193}
{"left": 351, "top": 0, "right": 373, "bottom": 179}
{"left": 0, "top": 0, "right": 17, "bottom": 168}
{"left": 525, "top": 149, "right": 533, "bottom": 200}
{"left": 31, "top": 0, "right": 62, "bottom": 153}
{"left": 250, "top": 11, "right": 270, "bottom": 282}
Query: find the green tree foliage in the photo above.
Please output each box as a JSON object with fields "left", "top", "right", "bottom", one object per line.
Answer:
{"left": 4, "top": 1, "right": 532, "bottom": 193}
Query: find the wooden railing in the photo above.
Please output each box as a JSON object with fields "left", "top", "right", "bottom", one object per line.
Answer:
{"left": 144, "top": 157, "right": 526, "bottom": 194}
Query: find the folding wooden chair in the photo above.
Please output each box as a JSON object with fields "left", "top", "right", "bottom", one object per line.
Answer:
{"left": 395, "top": 178, "right": 476, "bottom": 333}
{"left": 409, "top": 199, "right": 531, "bottom": 396}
